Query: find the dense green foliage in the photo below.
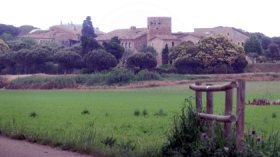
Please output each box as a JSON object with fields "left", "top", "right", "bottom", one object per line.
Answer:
{"left": 84, "top": 49, "right": 117, "bottom": 72}
{"left": 244, "top": 35, "right": 263, "bottom": 55}
{"left": 0, "top": 24, "right": 20, "bottom": 37}
{"left": 161, "top": 44, "right": 169, "bottom": 65}
{"left": 169, "top": 41, "right": 195, "bottom": 64}
{"left": 126, "top": 53, "right": 157, "bottom": 72}
{"left": 54, "top": 50, "right": 82, "bottom": 73}
{"left": 103, "top": 37, "right": 124, "bottom": 60}
{"left": 140, "top": 46, "right": 157, "bottom": 57}
{"left": 81, "top": 16, "right": 101, "bottom": 55}
{"left": 266, "top": 43, "right": 280, "bottom": 60}
{"left": 173, "top": 36, "right": 247, "bottom": 74}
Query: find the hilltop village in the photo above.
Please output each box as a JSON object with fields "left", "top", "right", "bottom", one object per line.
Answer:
{"left": 20, "top": 17, "right": 249, "bottom": 65}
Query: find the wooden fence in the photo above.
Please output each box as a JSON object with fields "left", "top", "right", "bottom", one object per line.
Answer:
{"left": 189, "top": 80, "right": 245, "bottom": 151}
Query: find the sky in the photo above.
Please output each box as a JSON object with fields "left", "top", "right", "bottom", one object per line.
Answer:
{"left": 1, "top": 0, "right": 280, "bottom": 37}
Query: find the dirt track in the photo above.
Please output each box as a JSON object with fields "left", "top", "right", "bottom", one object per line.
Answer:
{"left": 0, "top": 136, "right": 93, "bottom": 157}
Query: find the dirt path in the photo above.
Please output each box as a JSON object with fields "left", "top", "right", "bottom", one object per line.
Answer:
{"left": 0, "top": 136, "right": 93, "bottom": 157}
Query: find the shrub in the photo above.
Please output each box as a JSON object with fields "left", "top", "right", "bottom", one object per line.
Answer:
{"left": 53, "top": 50, "right": 82, "bottom": 74}
{"left": 232, "top": 55, "right": 248, "bottom": 73}
{"left": 174, "top": 56, "right": 203, "bottom": 74}
{"left": 156, "top": 64, "right": 176, "bottom": 74}
{"left": 29, "top": 112, "right": 38, "bottom": 118}
{"left": 126, "top": 53, "right": 157, "bottom": 72}
{"left": 142, "top": 109, "right": 148, "bottom": 116}
{"left": 106, "top": 68, "right": 134, "bottom": 85}
{"left": 134, "top": 109, "right": 140, "bottom": 116}
{"left": 84, "top": 49, "right": 117, "bottom": 72}
{"left": 81, "top": 109, "right": 90, "bottom": 115}
{"left": 135, "top": 70, "right": 161, "bottom": 81}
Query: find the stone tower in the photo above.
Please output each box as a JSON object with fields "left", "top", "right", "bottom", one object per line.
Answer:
{"left": 147, "top": 17, "right": 171, "bottom": 40}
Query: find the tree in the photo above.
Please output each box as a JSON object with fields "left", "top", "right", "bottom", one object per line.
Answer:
{"left": 272, "top": 37, "right": 280, "bottom": 49}
{"left": 172, "top": 36, "right": 247, "bottom": 74}
{"left": 54, "top": 50, "right": 82, "bottom": 73}
{"left": 169, "top": 41, "right": 196, "bottom": 64}
{"left": 103, "top": 37, "right": 125, "bottom": 61}
{"left": 82, "top": 16, "right": 96, "bottom": 38}
{"left": 174, "top": 56, "right": 203, "bottom": 74}
{"left": 81, "top": 16, "right": 101, "bottom": 55}
{"left": 140, "top": 46, "right": 157, "bottom": 57}
{"left": 161, "top": 44, "right": 169, "bottom": 65}
{"left": 265, "top": 43, "right": 280, "bottom": 60}
{"left": 244, "top": 35, "right": 263, "bottom": 55}
{"left": 0, "top": 39, "right": 9, "bottom": 54}
{"left": 126, "top": 53, "right": 157, "bottom": 72}
{"left": 84, "top": 49, "right": 117, "bottom": 72}
{"left": 0, "top": 24, "right": 20, "bottom": 37}
{"left": 250, "top": 32, "right": 272, "bottom": 51}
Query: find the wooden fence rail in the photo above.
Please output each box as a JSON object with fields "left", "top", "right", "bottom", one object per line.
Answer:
{"left": 189, "top": 80, "right": 245, "bottom": 151}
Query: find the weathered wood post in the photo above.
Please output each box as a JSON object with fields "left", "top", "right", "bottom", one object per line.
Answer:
{"left": 195, "top": 82, "right": 202, "bottom": 112}
{"left": 236, "top": 80, "right": 245, "bottom": 151}
{"left": 224, "top": 88, "right": 233, "bottom": 138}
{"left": 206, "top": 84, "right": 213, "bottom": 137}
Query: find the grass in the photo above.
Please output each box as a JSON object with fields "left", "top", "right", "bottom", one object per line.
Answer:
{"left": 0, "top": 81, "right": 280, "bottom": 156}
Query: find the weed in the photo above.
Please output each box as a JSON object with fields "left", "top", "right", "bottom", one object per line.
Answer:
{"left": 272, "top": 112, "right": 277, "bottom": 118}
{"left": 154, "top": 109, "right": 167, "bottom": 117}
{"left": 134, "top": 109, "right": 140, "bottom": 116}
{"left": 101, "top": 136, "right": 117, "bottom": 148}
{"left": 81, "top": 109, "right": 90, "bottom": 115}
{"left": 29, "top": 112, "right": 37, "bottom": 118}
{"left": 142, "top": 109, "right": 148, "bottom": 116}
{"left": 117, "top": 140, "right": 136, "bottom": 152}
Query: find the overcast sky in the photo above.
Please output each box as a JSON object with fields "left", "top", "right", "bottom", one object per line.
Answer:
{"left": 1, "top": 0, "right": 279, "bottom": 37}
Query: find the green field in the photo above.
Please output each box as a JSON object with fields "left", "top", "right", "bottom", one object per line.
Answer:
{"left": 0, "top": 81, "right": 280, "bottom": 156}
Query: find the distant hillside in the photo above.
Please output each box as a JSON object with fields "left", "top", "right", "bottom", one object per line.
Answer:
{"left": 18, "top": 25, "right": 38, "bottom": 36}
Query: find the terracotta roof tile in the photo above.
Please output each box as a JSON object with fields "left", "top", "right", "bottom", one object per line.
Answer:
{"left": 96, "top": 28, "right": 147, "bottom": 41}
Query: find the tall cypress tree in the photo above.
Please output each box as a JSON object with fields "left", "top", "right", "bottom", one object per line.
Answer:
{"left": 162, "top": 44, "right": 169, "bottom": 65}
{"left": 81, "top": 16, "right": 100, "bottom": 55}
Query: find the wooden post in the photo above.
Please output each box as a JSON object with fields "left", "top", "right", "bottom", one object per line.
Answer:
{"left": 195, "top": 82, "right": 202, "bottom": 112}
{"left": 224, "top": 89, "right": 233, "bottom": 138}
{"left": 206, "top": 91, "right": 213, "bottom": 137}
{"left": 236, "top": 80, "right": 245, "bottom": 151}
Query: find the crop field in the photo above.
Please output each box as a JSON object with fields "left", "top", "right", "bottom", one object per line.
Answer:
{"left": 0, "top": 81, "right": 280, "bottom": 156}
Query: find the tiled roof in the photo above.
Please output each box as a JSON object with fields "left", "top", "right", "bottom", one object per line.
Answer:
{"left": 96, "top": 28, "right": 147, "bottom": 41}
{"left": 149, "top": 34, "right": 180, "bottom": 41}
{"left": 175, "top": 32, "right": 205, "bottom": 39}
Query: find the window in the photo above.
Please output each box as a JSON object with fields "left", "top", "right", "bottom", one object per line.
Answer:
{"left": 227, "top": 33, "right": 230, "bottom": 36}
{"left": 172, "top": 42, "right": 175, "bottom": 47}
{"left": 238, "top": 42, "right": 240, "bottom": 45}
{"left": 242, "top": 42, "right": 244, "bottom": 46}
{"left": 128, "top": 42, "right": 131, "bottom": 48}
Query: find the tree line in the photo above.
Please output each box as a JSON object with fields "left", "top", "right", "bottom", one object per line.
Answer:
{"left": 0, "top": 16, "right": 158, "bottom": 74}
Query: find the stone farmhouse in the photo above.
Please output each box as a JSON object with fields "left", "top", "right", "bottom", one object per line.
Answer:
{"left": 20, "top": 23, "right": 104, "bottom": 46}
{"left": 96, "top": 17, "right": 249, "bottom": 65}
